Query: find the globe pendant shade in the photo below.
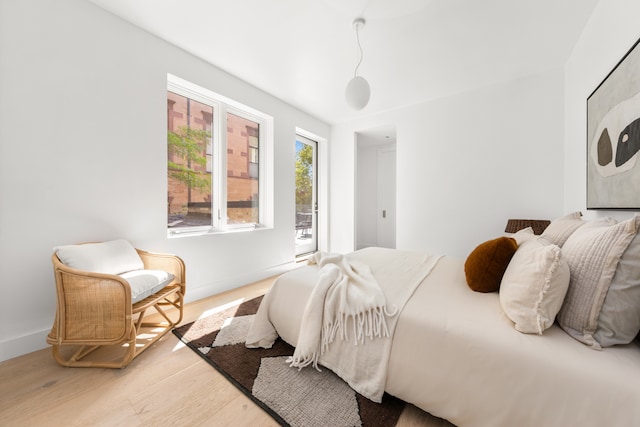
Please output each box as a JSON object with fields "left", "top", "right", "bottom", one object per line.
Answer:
{"left": 345, "top": 76, "right": 370, "bottom": 110}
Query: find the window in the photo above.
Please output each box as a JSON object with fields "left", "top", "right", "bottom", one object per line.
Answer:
{"left": 167, "top": 74, "right": 273, "bottom": 236}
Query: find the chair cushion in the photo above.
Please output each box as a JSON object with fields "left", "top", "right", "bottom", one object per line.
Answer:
{"left": 120, "top": 270, "right": 175, "bottom": 303}
{"left": 55, "top": 240, "right": 144, "bottom": 275}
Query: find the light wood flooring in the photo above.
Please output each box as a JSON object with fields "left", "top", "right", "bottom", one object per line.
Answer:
{"left": 0, "top": 276, "right": 449, "bottom": 427}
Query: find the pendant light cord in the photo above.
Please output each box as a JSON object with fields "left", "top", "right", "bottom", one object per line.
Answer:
{"left": 354, "top": 24, "right": 364, "bottom": 78}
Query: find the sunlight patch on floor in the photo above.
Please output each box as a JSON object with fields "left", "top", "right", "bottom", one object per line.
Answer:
{"left": 172, "top": 297, "right": 247, "bottom": 353}
{"left": 199, "top": 298, "right": 246, "bottom": 320}
{"left": 173, "top": 341, "right": 187, "bottom": 352}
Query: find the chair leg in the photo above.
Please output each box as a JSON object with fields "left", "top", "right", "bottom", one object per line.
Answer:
{"left": 139, "top": 300, "right": 183, "bottom": 329}
{"left": 158, "top": 293, "right": 184, "bottom": 324}
{"left": 143, "top": 292, "right": 184, "bottom": 326}
{"left": 134, "top": 308, "right": 147, "bottom": 332}
{"left": 49, "top": 289, "right": 184, "bottom": 369}
{"left": 50, "top": 326, "right": 137, "bottom": 369}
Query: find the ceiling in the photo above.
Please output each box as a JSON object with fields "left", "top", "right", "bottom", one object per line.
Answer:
{"left": 88, "top": 0, "right": 599, "bottom": 125}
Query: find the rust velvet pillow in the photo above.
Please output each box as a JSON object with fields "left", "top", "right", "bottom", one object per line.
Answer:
{"left": 464, "top": 237, "right": 518, "bottom": 293}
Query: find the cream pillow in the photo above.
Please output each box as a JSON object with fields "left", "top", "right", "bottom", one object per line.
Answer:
{"left": 557, "top": 216, "right": 640, "bottom": 349}
{"left": 500, "top": 238, "right": 570, "bottom": 334}
{"left": 510, "top": 227, "right": 535, "bottom": 245}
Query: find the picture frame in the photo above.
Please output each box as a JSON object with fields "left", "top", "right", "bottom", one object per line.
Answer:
{"left": 587, "top": 36, "right": 640, "bottom": 209}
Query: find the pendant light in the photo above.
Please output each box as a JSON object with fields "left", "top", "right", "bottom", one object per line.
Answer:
{"left": 345, "top": 18, "right": 370, "bottom": 110}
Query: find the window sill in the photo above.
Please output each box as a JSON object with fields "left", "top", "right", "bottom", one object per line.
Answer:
{"left": 167, "top": 224, "right": 272, "bottom": 239}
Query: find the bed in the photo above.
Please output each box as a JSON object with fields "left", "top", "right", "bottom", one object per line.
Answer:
{"left": 247, "top": 214, "right": 640, "bottom": 427}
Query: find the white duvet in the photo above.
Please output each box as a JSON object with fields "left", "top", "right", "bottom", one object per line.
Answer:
{"left": 247, "top": 247, "right": 440, "bottom": 401}
{"left": 247, "top": 248, "right": 640, "bottom": 427}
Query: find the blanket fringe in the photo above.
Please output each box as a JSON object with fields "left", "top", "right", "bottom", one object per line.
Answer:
{"left": 288, "top": 305, "right": 397, "bottom": 370}
{"left": 286, "top": 353, "right": 321, "bottom": 371}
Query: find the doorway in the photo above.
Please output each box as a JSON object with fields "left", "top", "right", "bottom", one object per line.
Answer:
{"left": 295, "top": 134, "right": 318, "bottom": 256}
{"left": 355, "top": 126, "right": 397, "bottom": 249}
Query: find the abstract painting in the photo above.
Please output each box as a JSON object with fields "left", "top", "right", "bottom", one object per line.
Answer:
{"left": 587, "top": 37, "right": 640, "bottom": 209}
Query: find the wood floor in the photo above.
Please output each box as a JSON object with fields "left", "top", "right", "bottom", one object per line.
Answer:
{"left": 0, "top": 276, "right": 449, "bottom": 427}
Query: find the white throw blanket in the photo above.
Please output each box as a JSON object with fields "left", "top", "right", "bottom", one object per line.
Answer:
{"left": 246, "top": 247, "right": 441, "bottom": 402}
{"left": 287, "top": 251, "right": 397, "bottom": 369}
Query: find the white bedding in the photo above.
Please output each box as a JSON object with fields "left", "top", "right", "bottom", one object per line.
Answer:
{"left": 249, "top": 249, "right": 640, "bottom": 427}
{"left": 247, "top": 247, "right": 440, "bottom": 401}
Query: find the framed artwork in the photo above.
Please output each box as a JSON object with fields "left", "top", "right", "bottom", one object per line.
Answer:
{"left": 587, "top": 36, "right": 640, "bottom": 209}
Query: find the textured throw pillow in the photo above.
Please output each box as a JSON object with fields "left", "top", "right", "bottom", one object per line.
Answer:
{"left": 593, "top": 220, "right": 640, "bottom": 347}
{"left": 539, "top": 211, "right": 585, "bottom": 247}
{"left": 465, "top": 237, "right": 518, "bottom": 293}
{"left": 499, "top": 238, "right": 570, "bottom": 334}
{"left": 557, "top": 216, "right": 640, "bottom": 349}
{"left": 55, "top": 239, "right": 144, "bottom": 275}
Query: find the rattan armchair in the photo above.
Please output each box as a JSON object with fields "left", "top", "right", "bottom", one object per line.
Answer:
{"left": 47, "top": 242, "right": 186, "bottom": 368}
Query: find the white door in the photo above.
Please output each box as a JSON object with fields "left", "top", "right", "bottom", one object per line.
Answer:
{"left": 376, "top": 147, "right": 396, "bottom": 249}
{"left": 295, "top": 135, "right": 317, "bottom": 256}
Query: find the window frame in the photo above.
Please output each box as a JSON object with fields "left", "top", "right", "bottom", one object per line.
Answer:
{"left": 167, "top": 74, "right": 273, "bottom": 237}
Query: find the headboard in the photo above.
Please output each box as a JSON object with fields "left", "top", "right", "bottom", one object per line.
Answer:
{"left": 504, "top": 219, "right": 551, "bottom": 236}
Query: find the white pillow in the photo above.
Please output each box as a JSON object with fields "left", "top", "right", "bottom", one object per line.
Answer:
{"left": 55, "top": 239, "right": 144, "bottom": 275}
{"left": 510, "top": 227, "right": 535, "bottom": 245}
{"left": 500, "top": 238, "right": 570, "bottom": 334}
{"left": 557, "top": 216, "right": 639, "bottom": 349}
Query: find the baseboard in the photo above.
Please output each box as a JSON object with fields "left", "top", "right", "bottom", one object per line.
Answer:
{"left": 0, "top": 261, "right": 302, "bottom": 364}
{"left": 356, "top": 242, "right": 377, "bottom": 250}
{"left": 0, "top": 328, "right": 51, "bottom": 363}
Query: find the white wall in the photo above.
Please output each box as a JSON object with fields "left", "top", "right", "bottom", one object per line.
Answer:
{"left": 331, "top": 68, "right": 566, "bottom": 258}
{"left": 0, "top": 0, "right": 329, "bottom": 361}
{"left": 564, "top": 0, "right": 640, "bottom": 221}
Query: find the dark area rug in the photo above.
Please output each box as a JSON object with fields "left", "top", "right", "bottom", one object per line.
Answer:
{"left": 172, "top": 296, "right": 406, "bottom": 427}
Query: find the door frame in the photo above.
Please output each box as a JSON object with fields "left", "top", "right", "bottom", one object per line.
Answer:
{"left": 295, "top": 134, "right": 317, "bottom": 256}
{"left": 295, "top": 128, "right": 328, "bottom": 256}
{"left": 354, "top": 125, "right": 397, "bottom": 250}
